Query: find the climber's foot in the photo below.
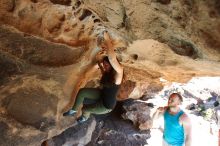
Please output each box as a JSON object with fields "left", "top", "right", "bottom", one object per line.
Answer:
{"left": 77, "top": 115, "right": 88, "bottom": 123}
{"left": 63, "top": 109, "right": 77, "bottom": 117}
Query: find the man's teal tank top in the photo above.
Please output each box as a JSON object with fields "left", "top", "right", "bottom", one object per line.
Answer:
{"left": 163, "top": 109, "right": 184, "bottom": 146}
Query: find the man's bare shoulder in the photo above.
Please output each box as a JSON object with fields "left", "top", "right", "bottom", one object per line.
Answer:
{"left": 179, "top": 113, "right": 191, "bottom": 124}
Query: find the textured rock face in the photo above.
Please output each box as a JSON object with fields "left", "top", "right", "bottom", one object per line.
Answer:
{"left": 0, "top": 0, "right": 220, "bottom": 145}
{"left": 89, "top": 0, "right": 220, "bottom": 59}
{"left": 122, "top": 100, "right": 153, "bottom": 130}
{"left": 47, "top": 117, "right": 96, "bottom": 146}
{"left": 87, "top": 104, "right": 151, "bottom": 146}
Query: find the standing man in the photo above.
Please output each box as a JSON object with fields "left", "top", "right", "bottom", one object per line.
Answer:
{"left": 152, "top": 93, "right": 192, "bottom": 146}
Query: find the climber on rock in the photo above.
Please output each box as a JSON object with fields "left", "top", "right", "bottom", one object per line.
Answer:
{"left": 63, "top": 31, "right": 124, "bottom": 123}
{"left": 152, "top": 93, "right": 192, "bottom": 146}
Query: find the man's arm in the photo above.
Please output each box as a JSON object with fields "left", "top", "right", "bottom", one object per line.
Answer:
{"left": 180, "top": 114, "right": 192, "bottom": 146}
{"left": 151, "top": 107, "right": 167, "bottom": 129}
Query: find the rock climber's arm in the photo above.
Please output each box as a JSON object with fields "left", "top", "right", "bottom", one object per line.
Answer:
{"left": 96, "top": 53, "right": 105, "bottom": 75}
{"left": 102, "top": 32, "right": 123, "bottom": 85}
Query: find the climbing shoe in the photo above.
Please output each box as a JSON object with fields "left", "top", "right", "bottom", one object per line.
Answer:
{"left": 77, "top": 116, "right": 88, "bottom": 123}
{"left": 63, "top": 109, "right": 77, "bottom": 117}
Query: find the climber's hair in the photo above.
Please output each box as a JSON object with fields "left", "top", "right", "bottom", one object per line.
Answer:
{"left": 97, "top": 35, "right": 104, "bottom": 46}
{"left": 97, "top": 31, "right": 107, "bottom": 46}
